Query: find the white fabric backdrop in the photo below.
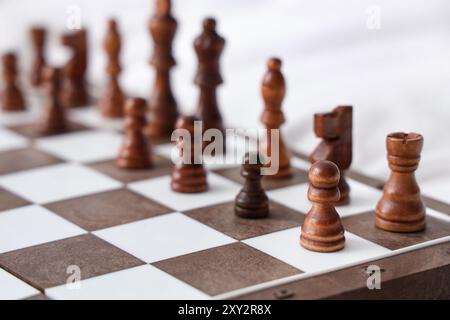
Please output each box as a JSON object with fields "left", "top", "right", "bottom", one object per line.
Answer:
{"left": 0, "top": 0, "right": 449, "bottom": 201}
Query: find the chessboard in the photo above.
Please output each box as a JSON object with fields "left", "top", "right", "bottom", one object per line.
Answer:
{"left": 0, "top": 98, "right": 450, "bottom": 300}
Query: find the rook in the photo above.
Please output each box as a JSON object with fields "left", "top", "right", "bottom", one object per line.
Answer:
{"left": 375, "top": 132, "right": 426, "bottom": 232}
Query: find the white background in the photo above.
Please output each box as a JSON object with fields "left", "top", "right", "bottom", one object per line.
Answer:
{"left": 0, "top": 0, "right": 449, "bottom": 187}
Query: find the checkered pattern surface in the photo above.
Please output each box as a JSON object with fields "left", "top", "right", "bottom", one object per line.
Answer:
{"left": 1, "top": 104, "right": 450, "bottom": 300}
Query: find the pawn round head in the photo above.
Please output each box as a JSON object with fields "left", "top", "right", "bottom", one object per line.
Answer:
{"left": 42, "top": 66, "right": 59, "bottom": 83}
{"left": 309, "top": 160, "right": 340, "bottom": 189}
{"left": 267, "top": 57, "right": 282, "bottom": 72}
{"left": 124, "top": 97, "right": 146, "bottom": 116}
{"left": 203, "top": 17, "right": 216, "bottom": 32}
{"left": 107, "top": 19, "right": 118, "bottom": 31}
{"left": 175, "top": 115, "right": 199, "bottom": 134}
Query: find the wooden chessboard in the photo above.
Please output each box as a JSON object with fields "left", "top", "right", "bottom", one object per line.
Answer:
{"left": 0, "top": 101, "right": 449, "bottom": 300}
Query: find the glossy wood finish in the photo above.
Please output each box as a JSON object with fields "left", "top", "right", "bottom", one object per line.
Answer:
{"left": 146, "top": 0, "right": 179, "bottom": 139}
{"left": 0, "top": 52, "right": 25, "bottom": 111}
{"left": 300, "top": 160, "right": 345, "bottom": 252}
{"left": 311, "top": 106, "right": 353, "bottom": 205}
{"left": 29, "top": 26, "right": 47, "bottom": 87}
{"left": 194, "top": 18, "right": 225, "bottom": 149}
{"left": 39, "top": 67, "right": 67, "bottom": 134}
{"left": 235, "top": 153, "right": 269, "bottom": 219}
{"left": 171, "top": 115, "right": 208, "bottom": 193}
{"left": 60, "top": 29, "right": 89, "bottom": 108}
{"left": 99, "top": 19, "right": 124, "bottom": 118}
{"left": 259, "top": 57, "right": 292, "bottom": 179}
{"left": 376, "top": 132, "right": 426, "bottom": 232}
{"left": 117, "top": 98, "right": 153, "bottom": 169}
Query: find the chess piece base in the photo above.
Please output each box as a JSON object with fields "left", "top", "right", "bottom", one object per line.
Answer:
{"left": 375, "top": 214, "right": 426, "bottom": 233}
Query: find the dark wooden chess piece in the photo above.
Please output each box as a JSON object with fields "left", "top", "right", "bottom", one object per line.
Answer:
{"left": 60, "top": 29, "right": 89, "bottom": 108}
{"left": 375, "top": 132, "right": 426, "bottom": 232}
{"left": 117, "top": 98, "right": 153, "bottom": 169}
{"left": 259, "top": 57, "right": 292, "bottom": 179}
{"left": 29, "top": 26, "right": 47, "bottom": 87}
{"left": 310, "top": 106, "right": 352, "bottom": 205}
{"left": 146, "top": 0, "right": 179, "bottom": 139}
{"left": 300, "top": 160, "right": 345, "bottom": 252}
{"left": 99, "top": 19, "right": 124, "bottom": 118}
{"left": 235, "top": 152, "right": 269, "bottom": 219}
{"left": 0, "top": 52, "right": 26, "bottom": 111}
{"left": 39, "top": 66, "right": 67, "bottom": 134}
{"left": 194, "top": 18, "right": 226, "bottom": 150}
{"left": 171, "top": 115, "right": 208, "bottom": 193}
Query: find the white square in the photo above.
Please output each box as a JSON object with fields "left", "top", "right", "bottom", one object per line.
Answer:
{"left": 0, "top": 128, "right": 28, "bottom": 152}
{"left": 128, "top": 173, "right": 241, "bottom": 212}
{"left": 0, "top": 163, "right": 122, "bottom": 204}
{"left": 69, "top": 107, "right": 123, "bottom": 131}
{"left": 46, "top": 265, "right": 209, "bottom": 300}
{"left": 35, "top": 130, "right": 123, "bottom": 163}
{"left": 94, "top": 212, "right": 236, "bottom": 263}
{"left": 268, "top": 178, "right": 381, "bottom": 217}
{"left": 422, "top": 178, "right": 450, "bottom": 207}
{"left": 0, "top": 268, "right": 40, "bottom": 300}
{"left": 244, "top": 227, "right": 390, "bottom": 273}
{"left": 0, "top": 205, "right": 86, "bottom": 254}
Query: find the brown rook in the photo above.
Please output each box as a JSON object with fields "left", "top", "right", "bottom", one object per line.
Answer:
{"left": 375, "top": 132, "right": 426, "bottom": 233}
{"left": 311, "top": 106, "right": 352, "bottom": 205}
{"left": 171, "top": 115, "right": 208, "bottom": 193}
{"left": 300, "top": 160, "right": 345, "bottom": 252}
{"left": 117, "top": 98, "right": 153, "bottom": 169}
{"left": 259, "top": 57, "right": 292, "bottom": 179}
{"left": 235, "top": 152, "right": 269, "bottom": 219}
{"left": 146, "top": 0, "right": 179, "bottom": 139}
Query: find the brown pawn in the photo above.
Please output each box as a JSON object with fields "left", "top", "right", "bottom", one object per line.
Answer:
{"left": 116, "top": 98, "right": 153, "bottom": 169}
{"left": 235, "top": 152, "right": 269, "bottom": 219}
{"left": 0, "top": 53, "right": 26, "bottom": 111}
{"left": 194, "top": 18, "right": 225, "bottom": 149}
{"left": 60, "top": 29, "right": 89, "bottom": 108}
{"left": 29, "top": 26, "right": 47, "bottom": 87}
{"left": 146, "top": 0, "right": 179, "bottom": 139}
{"left": 375, "top": 132, "right": 426, "bottom": 233}
{"left": 310, "top": 106, "right": 352, "bottom": 205}
{"left": 259, "top": 57, "right": 292, "bottom": 178}
{"left": 99, "top": 19, "right": 124, "bottom": 118}
{"left": 171, "top": 115, "right": 208, "bottom": 193}
{"left": 300, "top": 160, "right": 345, "bottom": 252}
{"left": 39, "top": 67, "right": 67, "bottom": 134}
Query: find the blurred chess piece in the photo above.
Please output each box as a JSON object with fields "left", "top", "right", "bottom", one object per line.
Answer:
{"left": 0, "top": 52, "right": 26, "bottom": 111}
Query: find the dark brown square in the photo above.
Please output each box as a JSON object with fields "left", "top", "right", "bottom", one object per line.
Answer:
{"left": 45, "top": 188, "right": 172, "bottom": 231}
{"left": 0, "top": 234, "right": 144, "bottom": 290}
{"left": 87, "top": 155, "right": 172, "bottom": 183}
{"left": 153, "top": 242, "right": 302, "bottom": 296}
{"left": 423, "top": 196, "right": 450, "bottom": 215}
{"left": 0, "top": 148, "right": 62, "bottom": 175}
{"left": 213, "top": 166, "right": 308, "bottom": 191}
{"left": 185, "top": 201, "right": 305, "bottom": 240}
{"left": 0, "top": 187, "right": 29, "bottom": 212}
{"left": 7, "top": 121, "right": 88, "bottom": 139}
{"left": 343, "top": 211, "right": 450, "bottom": 250}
